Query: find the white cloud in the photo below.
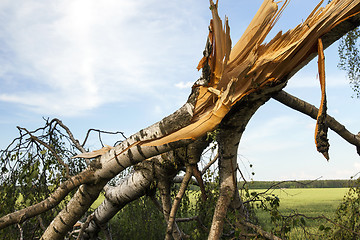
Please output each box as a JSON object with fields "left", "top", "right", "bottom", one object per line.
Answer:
{"left": 0, "top": 0, "right": 208, "bottom": 116}
{"left": 175, "top": 81, "right": 193, "bottom": 89}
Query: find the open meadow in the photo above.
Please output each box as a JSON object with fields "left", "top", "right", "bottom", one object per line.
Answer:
{"left": 252, "top": 188, "right": 349, "bottom": 239}
{"left": 90, "top": 187, "right": 350, "bottom": 239}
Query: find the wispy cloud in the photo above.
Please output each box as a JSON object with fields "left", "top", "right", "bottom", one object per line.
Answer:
{"left": 0, "top": 0, "right": 208, "bottom": 116}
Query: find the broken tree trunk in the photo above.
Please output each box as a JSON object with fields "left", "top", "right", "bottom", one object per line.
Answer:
{"left": 2, "top": 0, "right": 360, "bottom": 239}
{"left": 35, "top": 1, "right": 360, "bottom": 238}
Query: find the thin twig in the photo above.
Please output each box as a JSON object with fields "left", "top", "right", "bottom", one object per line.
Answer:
{"left": 76, "top": 214, "right": 94, "bottom": 240}
{"left": 243, "top": 177, "right": 322, "bottom": 204}
{"left": 17, "top": 223, "right": 24, "bottom": 240}
{"left": 52, "top": 118, "right": 87, "bottom": 153}
{"left": 37, "top": 215, "right": 46, "bottom": 231}
{"left": 17, "top": 126, "right": 70, "bottom": 178}
{"left": 82, "top": 129, "right": 126, "bottom": 147}
{"left": 149, "top": 193, "right": 163, "bottom": 213}
{"left": 201, "top": 153, "right": 218, "bottom": 175}
{"left": 176, "top": 216, "right": 208, "bottom": 232}
{"left": 239, "top": 220, "right": 283, "bottom": 240}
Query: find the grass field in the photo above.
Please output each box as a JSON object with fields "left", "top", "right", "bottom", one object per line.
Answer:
{"left": 252, "top": 188, "right": 348, "bottom": 239}
{"left": 92, "top": 187, "right": 349, "bottom": 239}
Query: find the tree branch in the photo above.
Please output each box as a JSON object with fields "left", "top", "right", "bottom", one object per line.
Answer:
{"left": 240, "top": 220, "right": 283, "bottom": 240}
{"left": 208, "top": 128, "right": 240, "bottom": 239}
{"left": 273, "top": 90, "right": 360, "bottom": 155}
{"left": 52, "top": 118, "right": 87, "bottom": 154}
{"left": 82, "top": 128, "right": 126, "bottom": 148}
{"left": 76, "top": 214, "right": 93, "bottom": 240}
{"left": 17, "top": 126, "right": 70, "bottom": 178}
{"left": 165, "top": 165, "right": 193, "bottom": 240}
{"left": 158, "top": 179, "right": 183, "bottom": 240}
{"left": 0, "top": 170, "right": 94, "bottom": 230}
{"left": 201, "top": 153, "right": 219, "bottom": 175}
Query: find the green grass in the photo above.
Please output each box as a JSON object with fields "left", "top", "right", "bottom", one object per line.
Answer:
{"left": 252, "top": 188, "right": 348, "bottom": 239}
{"left": 92, "top": 187, "right": 349, "bottom": 239}
{"left": 272, "top": 188, "right": 347, "bottom": 215}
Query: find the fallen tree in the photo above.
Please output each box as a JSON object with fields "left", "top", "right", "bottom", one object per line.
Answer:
{"left": 1, "top": 0, "right": 360, "bottom": 239}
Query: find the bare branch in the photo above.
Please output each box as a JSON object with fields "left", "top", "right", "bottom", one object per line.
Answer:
{"left": 192, "top": 164, "right": 208, "bottom": 201}
{"left": 201, "top": 153, "right": 219, "bottom": 175}
{"left": 158, "top": 180, "right": 183, "bottom": 240}
{"left": 165, "top": 165, "right": 193, "bottom": 240}
{"left": 52, "top": 118, "right": 87, "bottom": 153}
{"left": 273, "top": 90, "right": 360, "bottom": 155}
{"left": 82, "top": 129, "right": 126, "bottom": 147}
{"left": 240, "top": 220, "right": 283, "bottom": 240}
{"left": 176, "top": 216, "right": 208, "bottom": 232}
{"left": 208, "top": 127, "right": 240, "bottom": 239}
{"left": 148, "top": 193, "right": 163, "bottom": 213}
{"left": 243, "top": 177, "right": 323, "bottom": 205}
{"left": 17, "top": 223, "right": 24, "bottom": 240}
{"left": 76, "top": 214, "right": 93, "bottom": 240}
{"left": 172, "top": 175, "right": 198, "bottom": 185}
{"left": 37, "top": 215, "right": 46, "bottom": 231}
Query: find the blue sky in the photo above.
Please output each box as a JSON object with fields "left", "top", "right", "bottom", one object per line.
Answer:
{"left": 0, "top": 0, "right": 359, "bottom": 181}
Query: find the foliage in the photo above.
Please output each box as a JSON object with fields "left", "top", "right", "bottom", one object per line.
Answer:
{"left": 338, "top": 27, "right": 360, "bottom": 97}
{"left": 107, "top": 181, "right": 200, "bottom": 239}
{"left": 0, "top": 118, "right": 125, "bottom": 239}
{"left": 319, "top": 175, "right": 360, "bottom": 239}
{"left": 192, "top": 169, "right": 220, "bottom": 239}
{"left": 108, "top": 195, "right": 166, "bottom": 240}
{"left": 0, "top": 119, "right": 85, "bottom": 239}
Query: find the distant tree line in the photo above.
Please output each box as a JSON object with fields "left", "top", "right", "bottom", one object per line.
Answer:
{"left": 242, "top": 179, "right": 352, "bottom": 189}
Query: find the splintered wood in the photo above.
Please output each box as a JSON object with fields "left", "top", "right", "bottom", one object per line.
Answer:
{"left": 143, "top": 0, "right": 360, "bottom": 149}
{"left": 315, "top": 38, "right": 330, "bottom": 160}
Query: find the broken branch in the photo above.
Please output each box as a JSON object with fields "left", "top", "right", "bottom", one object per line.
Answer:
{"left": 273, "top": 90, "right": 360, "bottom": 155}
